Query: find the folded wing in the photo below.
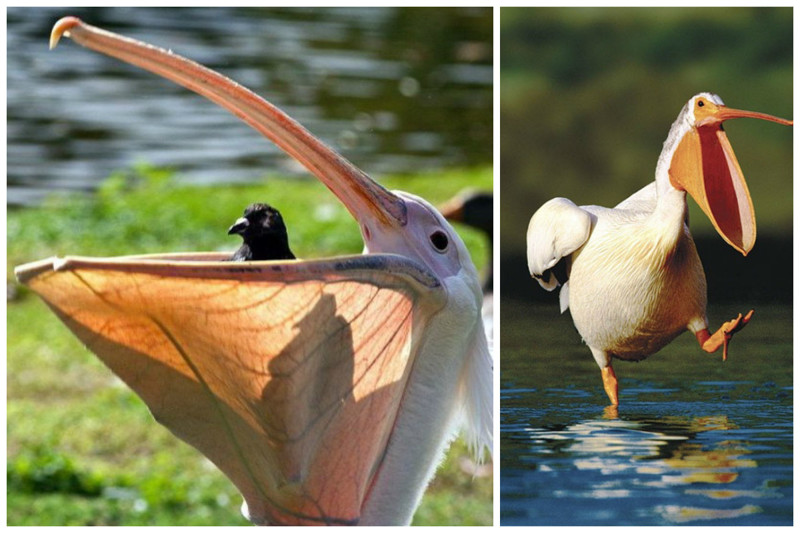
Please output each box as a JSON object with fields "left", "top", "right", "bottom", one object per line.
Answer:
{"left": 526, "top": 198, "right": 594, "bottom": 313}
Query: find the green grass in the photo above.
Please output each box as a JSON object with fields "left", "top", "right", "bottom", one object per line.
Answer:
{"left": 7, "top": 165, "right": 493, "bottom": 526}
{"left": 8, "top": 163, "right": 491, "bottom": 272}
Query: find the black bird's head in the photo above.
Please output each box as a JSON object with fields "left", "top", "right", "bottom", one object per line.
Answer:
{"left": 228, "top": 203, "right": 295, "bottom": 261}
{"left": 228, "top": 203, "right": 288, "bottom": 239}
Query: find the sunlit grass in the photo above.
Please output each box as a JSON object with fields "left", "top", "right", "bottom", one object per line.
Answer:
{"left": 8, "top": 164, "right": 490, "bottom": 272}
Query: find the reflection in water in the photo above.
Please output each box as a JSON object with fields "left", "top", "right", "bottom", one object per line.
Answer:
{"left": 534, "top": 415, "right": 756, "bottom": 502}
{"left": 501, "top": 302, "right": 792, "bottom": 526}
{"left": 655, "top": 504, "right": 761, "bottom": 523}
{"left": 507, "top": 409, "right": 788, "bottom": 525}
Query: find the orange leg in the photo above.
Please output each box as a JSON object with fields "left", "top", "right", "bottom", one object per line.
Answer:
{"left": 696, "top": 309, "right": 754, "bottom": 361}
{"left": 601, "top": 365, "right": 619, "bottom": 406}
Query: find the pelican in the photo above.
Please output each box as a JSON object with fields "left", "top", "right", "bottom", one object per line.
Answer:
{"left": 527, "top": 92, "right": 791, "bottom": 406}
{"left": 440, "top": 190, "right": 493, "bottom": 346}
{"left": 440, "top": 190, "right": 493, "bottom": 295}
{"left": 15, "top": 17, "right": 492, "bottom": 525}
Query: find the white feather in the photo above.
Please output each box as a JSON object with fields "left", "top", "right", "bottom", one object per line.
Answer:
{"left": 526, "top": 197, "right": 594, "bottom": 291}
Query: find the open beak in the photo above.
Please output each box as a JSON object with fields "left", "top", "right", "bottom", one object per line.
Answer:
{"left": 669, "top": 103, "right": 792, "bottom": 256}
{"left": 50, "top": 17, "right": 407, "bottom": 240}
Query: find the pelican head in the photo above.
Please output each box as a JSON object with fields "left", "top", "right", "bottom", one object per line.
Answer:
{"left": 662, "top": 92, "right": 792, "bottom": 256}
{"left": 363, "top": 191, "right": 480, "bottom": 296}
{"left": 49, "top": 16, "right": 481, "bottom": 304}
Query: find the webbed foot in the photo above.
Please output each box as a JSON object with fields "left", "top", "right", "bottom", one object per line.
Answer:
{"left": 697, "top": 309, "right": 754, "bottom": 361}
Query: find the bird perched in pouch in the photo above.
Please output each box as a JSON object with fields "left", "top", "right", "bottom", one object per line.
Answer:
{"left": 228, "top": 202, "right": 296, "bottom": 261}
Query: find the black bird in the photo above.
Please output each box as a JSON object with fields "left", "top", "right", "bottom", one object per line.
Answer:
{"left": 228, "top": 203, "right": 295, "bottom": 261}
{"left": 439, "top": 191, "right": 493, "bottom": 293}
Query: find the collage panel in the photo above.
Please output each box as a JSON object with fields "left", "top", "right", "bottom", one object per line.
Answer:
{"left": 7, "top": 6, "right": 492, "bottom": 526}
{"left": 500, "top": 6, "right": 792, "bottom": 526}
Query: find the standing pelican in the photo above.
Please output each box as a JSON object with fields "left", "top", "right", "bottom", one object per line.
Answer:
{"left": 527, "top": 93, "right": 791, "bottom": 406}
{"left": 15, "top": 17, "right": 491, "bottom": 526}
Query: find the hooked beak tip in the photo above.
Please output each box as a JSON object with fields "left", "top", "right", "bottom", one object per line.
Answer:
{"left": 51, "top": 16, "right": 82, "bottom": 50}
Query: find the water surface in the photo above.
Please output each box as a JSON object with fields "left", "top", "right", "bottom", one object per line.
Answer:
{"left": 8, "top": 7, "right": 492, "bottom": 205}
{"left": 501, "top": 299, "right": 792, "bottom": 526}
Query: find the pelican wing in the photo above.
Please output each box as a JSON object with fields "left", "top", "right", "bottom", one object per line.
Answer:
{"left": 15, "top": 253, "right": 445, "bottom": 526}
{"left": 527, "top": 197, "right": 593, "bottom": 288}
{"left": 527, "top": 198, "right": 594, "bottom": 312}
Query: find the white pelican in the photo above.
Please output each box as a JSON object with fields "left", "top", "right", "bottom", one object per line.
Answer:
{"left": 15, "top": 17, "right": 492, "bottom": 525}
{"left": 440, "top": 190, "right": 493, "bottom": 346}
{"left": 527, "top": 92, "right": 791, "bottom": 406}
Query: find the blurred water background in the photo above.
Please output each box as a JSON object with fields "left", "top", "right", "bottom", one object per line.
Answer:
{"left": 7, "top": 6, "right": 492, "bottom": 206}
{"left": 500, "top": 7, "right": 791, "bottom": 526}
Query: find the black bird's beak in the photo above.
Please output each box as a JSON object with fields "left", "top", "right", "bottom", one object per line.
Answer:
{"left": 228, "top": 217, "right": 249, "bottom": 236}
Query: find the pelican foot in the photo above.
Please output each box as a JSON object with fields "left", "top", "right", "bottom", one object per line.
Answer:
{"left": 698, "top": 309, "right": 754, "bottom": 361}
{"left": 601, "top": 366, "right": 619, "bottom": 406}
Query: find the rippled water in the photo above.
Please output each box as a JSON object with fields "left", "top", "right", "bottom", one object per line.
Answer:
{"left": 8, "top": 7, "right": 492, "bottom": 205}
{"left": 501, "top": 300, "right": 792, "bottom": 526}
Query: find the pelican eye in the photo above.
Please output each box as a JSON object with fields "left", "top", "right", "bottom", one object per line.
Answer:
{"left": 430, "top": 230, "right": 449, "bottom": 252}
